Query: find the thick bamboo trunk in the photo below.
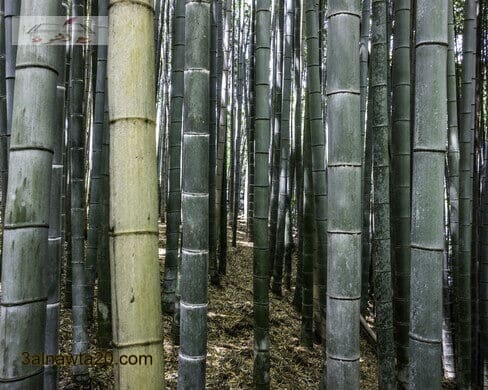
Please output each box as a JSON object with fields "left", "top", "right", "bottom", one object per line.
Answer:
{"left": 0, "top": 1, "right": 62, "bottom": 388}
{"left": 408, "top": 0, "right": 448, "bottom": 387}
{"left": 325, "top": 1, "right": 362, "bottom": 387}
{"left": 107, "top": 0, "right": 164, "bottom": 387}
{"left": 177, "top": 0, "right": 210, "bottom": 387}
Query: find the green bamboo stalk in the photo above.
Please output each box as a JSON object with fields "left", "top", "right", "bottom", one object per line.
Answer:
{"left": 480, "top": 139, "right": 488, "bottom": 387}
{"left": 456, "top": 0, "right": 477, "bottom": 385}
{"left": 360, "top": 0, "right": 370, "bottom": 143}
{"left": 408, "top": 0, "right": 448, "bottom": 387}
{"left": 370, "top": 1, "right": 395, "bottom": 387}
{"left": 44, "top": 75, "right": 66, "bottom": 390}
{"left": 209, "top": 0, "right": 218, "bottom": 286}
{"left": 0, "top": 0, "right": 62, "bottom": 388}
{"left": 215, "top": 0, "right": 231, "bottom": 279}
{"left": 107, "top": 0, "right": 164, "bottom": 387}
{"left": 325, "top": 0, "right": 362, "bottom": 387}
{"left": 2, "top": 0, "right": 19, "bottom": 222}
{"left": 4, "top": 0, "right": 19, "bottom": 153}
{"left": 0, "top": 0, "right": 6, "bottom": 224}
{"left": 292, "top": 0, "right": 303, "bottom": 312}
{"left": 177, "top": 0, "right": 210, "bottom": 387}
{"left": 360, "top": 0, "right": 372, "bottom": 317}
{"left": 93, "top": 0, "right": 111, "bottom": 349}
{"left": 272, "top": 0, "right": 294, "bottom": 296}
{"left": 247, "top": 0, "right": 255, "bottom": 238}
{"left": 62, "top": 9, "right": 72, "bottom": 309}
{"left": 444, "top": 0, "right": 459, "bottom": 380}
{"left": 86, "top": 0, "right": 107, "bottom": 328}
{"left": 391, "top": 0, "right": 411, "bottom": 385}
{"left": 163, "top": 0, "right": 184, "bottom": 313}
{"left": 304, "top": 0, "right": 326, "bottom": 343}
{"left": 231, "top": 2, "right": 246, "bottom": 249}
{"left": 253, "top": 0, "right": 271, "bottom": 386}
{"left": 68, "top": 1, "right": 89, "bottom": 384}
{"left": 96, "top": 89, "right": 111, "bottom": 348}
{"left": 269, "top": 0, "right": 283, "bottom": 273}
{"left": 302, "top": 95, "right": 314, "bottom": 349}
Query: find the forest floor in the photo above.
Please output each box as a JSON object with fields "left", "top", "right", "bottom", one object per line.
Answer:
{"left": 59, "top": 220, "right": 380, "bottom": 389}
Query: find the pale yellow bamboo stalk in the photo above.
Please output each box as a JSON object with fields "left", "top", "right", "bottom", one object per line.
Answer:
{"left": 107, "top": 0, "right": 164, "bottom": 388}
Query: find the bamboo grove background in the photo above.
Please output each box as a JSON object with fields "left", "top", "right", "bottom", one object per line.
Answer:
{"left": 0, "top": 0, "right": 486, "bottom": 388}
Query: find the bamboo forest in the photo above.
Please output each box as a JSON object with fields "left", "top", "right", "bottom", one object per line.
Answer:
{"left": 0, "top": 0, "right": 488, "bottom": 388}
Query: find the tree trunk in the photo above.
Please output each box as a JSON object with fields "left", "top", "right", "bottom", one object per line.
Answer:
{"left": 391, "top": 0, "right": 411, "bottom": 385}
{"left": 325, "top": 1, "right": 362, "bottom": 387}
{"left": 177, "top": 0, "right": 210, "bottom": 387}
{"left": 68, "top": 0, "right": 89, "bottom": 384}
{"left": 0, "top": 1, "right": 62, "bottom": 388}
{"left": 443, "top": 0, "right": 459, "bottom": 380}
{"left": 253, "top": 0, "right": 271, "bottom": 386}
{"left": 272, "top": 0, "right": 294, "bottom": 296}
{"left": 408, "top": 0, "right": 448, "bottom": 387}
{"left": 162, "top": 0, "right": 184, "bottom": 314}
{"left": 107, "top": 0, "right": 164, "bottom": 387}
{"left": 456, "top": 0, "right": 477, "bottom": 385}
{"left": 371, "top": 1, "right": 395, "bottom": 387}
{"left": 304, "top": 0, "right": 326, "bottom": 343}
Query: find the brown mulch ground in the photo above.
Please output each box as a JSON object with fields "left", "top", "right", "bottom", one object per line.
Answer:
{"left": 57, "top": 221, "right": 379, "bottom": 389}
